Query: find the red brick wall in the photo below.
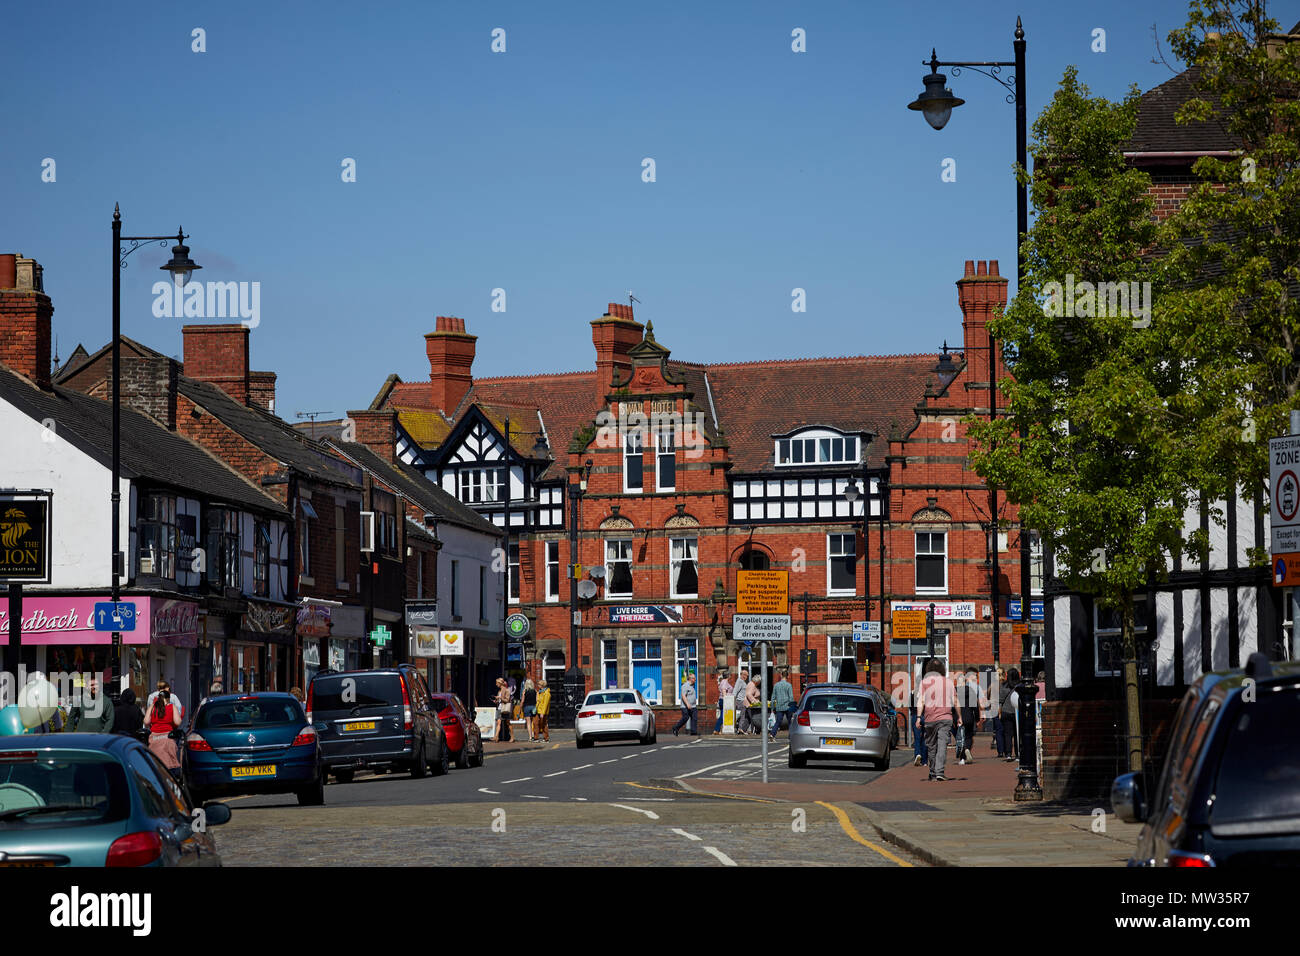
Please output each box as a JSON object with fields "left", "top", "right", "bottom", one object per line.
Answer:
{"left": 182, "top": 324, "right": 250, "bottom": 405}
{"left": 347, "top": 409, "right": 398, "bottom": 461}
{"left": 249, "top": 370, "right": 276, "bottom": 413}
{"left": 0, "top": 282, "right": 53, "bottom": 390}
{"left": 1039, "top": 698, "right": 1180, "bottom": 800}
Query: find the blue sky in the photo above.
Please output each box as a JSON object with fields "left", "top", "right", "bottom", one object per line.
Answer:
{"left": 1, "top": 0, "right": 1232, "bottom": 419}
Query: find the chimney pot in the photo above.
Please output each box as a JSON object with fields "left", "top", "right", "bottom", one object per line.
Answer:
{"left": 964, "top": 260, "right": 975, "bottom": 276}
{"left": 181, "top": 324, "right": 251, "bottom": 405}
{"left": 425, "top": 317, "right": 476, "bottom": 413}
{"left": 0, "top": 255, "right": 15, "bottom": 289}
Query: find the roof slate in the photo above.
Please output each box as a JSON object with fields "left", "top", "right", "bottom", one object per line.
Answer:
{"left": 1126, "top": 65, "right": 1240, "bottom": 155}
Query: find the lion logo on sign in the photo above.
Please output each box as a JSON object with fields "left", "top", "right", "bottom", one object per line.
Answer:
{"left": 1, "top": 508, "right": 31, "bottom": 548}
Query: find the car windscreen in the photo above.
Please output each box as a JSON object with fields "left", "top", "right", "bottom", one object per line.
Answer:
{"left": 196, "top": 698, "right": 304, "bottom": 730}
{"left": 312, "top": 674, "right": 404, "bottom": 712}
{"left": 806, "top": 694, "right": 870, "bottom": 714}
{"left": 585, "top": 692, "right": 635, "bottom": 706}
{"left": 1210, "top": 687, "right": 1300, "bottom": 826}
{"left": 0, "top": 751, "right": 130, "bottom": 827}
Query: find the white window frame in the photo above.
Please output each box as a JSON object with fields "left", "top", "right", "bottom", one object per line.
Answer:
{"left": 826, "top": 533, "right": 857, "bottom": 596}
{"left": 915, "top": 531, "right": 948, "bottom": 594}
{"left": 1029, "top": 531, "right": 1044, "bottom": 596}
{"left": 623, "top": 431, "right": 644, "bottom": 494}
{"left": 545, "top": 540, "right": 560, "bottom": 602}
{"left": 828, "top": 635, "right": 854, "bottom": 682}
{"left": 605, "top": 539, "right": 634, "bottom": 597}
{"left": 656, "top": 427, "right": 676, "bottom": 493}
{"left": 669, "top": 536, "right": 698, "bottom": 599}
{"left": 1093, "top": 597, "right": 1150, "bottom": 678}
{"left": 631, "top": 638, "right": 662, "bottom": 704}
{"left": 674, "top": 638, "right": 698, "bottom": 705}
{"left": 774, "top": 430, "right": 861, "bottom": 467}
{"left": 602, "top": 639, "right": 619, "bottom": 690}
{"left": 507, "top": 541, "right": 520, "bottom": 604}
{"left": 458, "top": 467, "right": 504, "bottom": 504}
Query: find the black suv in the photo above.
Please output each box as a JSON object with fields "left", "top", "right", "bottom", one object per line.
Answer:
{"left": 308, "top": 666, "right": 448, "bottom": 782}
{"left": 1112, "top": 653, "right": 1300, "bottom": 866}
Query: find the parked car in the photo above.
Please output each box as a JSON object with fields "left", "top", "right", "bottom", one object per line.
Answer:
{"left": 429, "top": 692, "right": 484, "bottom": 769}
{"left": 309, "top": 666, "right": 448, "bottom": 781}
{"left": 1112, "top": 654, "right": 1300, "bottom": 866}
{"left": 575, "top": 689, "right": 657, "bottom": 748}
{"left": 788, "top": 683, "right": 892, "bottom": 770}
{"left": 183, "top": 693, "right": 324, "bottom": 807}
{"left": 0, "top": 733, "right": 229, "bottom": 866}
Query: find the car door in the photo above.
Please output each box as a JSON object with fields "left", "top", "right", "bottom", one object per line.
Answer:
{"left": 1152, "top": 693, "right": 1222, "bottom": 864}
{"left": 139, "top": 747, "right": 223, "bottom": 866}
{"left": 409, "top": 670, "right": 437, "bottom": 757}
{"left": 453, "top": 696, "right": 479, "bottom": 751}
{"left": 125, "top": 749, "right": 202, "bottom": 867}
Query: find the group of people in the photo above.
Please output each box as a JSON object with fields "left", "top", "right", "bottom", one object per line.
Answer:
{"left": 694, "top": 668, "right": 797, "bottom": 739}
{"left": 493, "top": 676, "right": 551, "bottom": 743}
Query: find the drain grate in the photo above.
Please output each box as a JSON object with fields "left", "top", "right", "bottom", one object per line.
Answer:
{"left": 857, "top": 800, "right": 940, "bottom": 812}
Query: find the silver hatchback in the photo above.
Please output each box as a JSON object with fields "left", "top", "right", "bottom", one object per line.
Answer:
{"left": 788, "top": 684, "right": 892, "bottom": 770}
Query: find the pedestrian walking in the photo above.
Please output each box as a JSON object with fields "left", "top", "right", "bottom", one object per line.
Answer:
{"left": 744, "top": 672, "right": 762, "bottom": 735}
{"left": 673, "top": 673, "right": 698, "bottom": 736}
{"left": 145, "top": 680, "right": 184, "bottom": 727}
{"left": 734, "top": 669, "right": 751, "bottom": 735}
{"left": 957, "top": 669, "right": 981, "bottom": 765}
{"left": 111, "top": 687, "right": 144, "bottom": 737}
{"left": 147, "top": 688, "right": 182, "bottom": 771}
{"left": 536, "top": 680, "right": 552, "bottom": 741}
{"left": 714, "top": 671, "right": 732, "bottom": 734}
{"left": 521, "top": 677, "right": 538, "bottom": 741}
{"left": 494, "top": 678, "right": 513, "bottom": 742}
{"left": 65, "top": 676, "right": 114, "bottom": 734}
{"left": 917, "top": 659, "right": 955, "bottom": 781}
{"left": 1000, "top": 668, "right": 1020, "bottom": 761}
{"left": 993, "top": 668, "right": 1011, "bottom": 757}
{"left": 769, "top": 669, "right": 796, "bottom": 740}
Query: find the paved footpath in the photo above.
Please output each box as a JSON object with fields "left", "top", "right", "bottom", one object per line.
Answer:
{"left": 673, "top": 746, "right": 1144, "bottom": 866}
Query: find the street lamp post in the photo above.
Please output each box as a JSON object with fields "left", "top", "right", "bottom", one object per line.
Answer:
{"left": 909, "top": 17, "right": 1040, "bottom": 799}
{"left": 111, "top": 205, "right": 200, "bottom": 697}
{"left": 562, "top": 459, "right": 592, "bottom": 727}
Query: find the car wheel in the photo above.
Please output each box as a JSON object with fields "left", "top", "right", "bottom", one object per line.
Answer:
{"left": 297, "top": 775, "right": 326, "bottom": 806}
{"left": 649, "top": 725, "right": 657, "bottom": 744}
{"left": 788, "top": 751, "right": 807, "bottom": 769}
{"left": 470, "top": 741, "right": 485, "bottom": 767}
{"left": 410, "top": 739, "right": 429, "bottom": 778}
{"left": 873, "top": 753, "right": 890, "bottom": 771}
{"left": 455, "top": 744, "right": 471, "bottom": 770}
{"left": 432, "top": 740, "right": 450, "bottom": 776}
{"left": 333, "top": 769, "right": 354, "bottom": 784}
{"left": 577, "top": 736, "right": 593, "bottom": 749}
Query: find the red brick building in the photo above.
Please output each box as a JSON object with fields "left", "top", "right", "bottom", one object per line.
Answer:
{"left": 354, "top": 259, "right": 1032, "bottom": 727}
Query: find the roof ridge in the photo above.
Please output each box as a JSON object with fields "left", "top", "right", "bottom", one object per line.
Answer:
{"left": 705, "top": 353, "right": 941, "bottom": 370}
{"left": 473, "top": 370, "right": 595, "bottom": 383}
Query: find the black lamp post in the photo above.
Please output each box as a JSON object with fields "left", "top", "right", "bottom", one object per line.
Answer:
{"left": 110, "top": 205, "right": 200, "bottom": 697}
{"left": 909, "top": 18, "right": 1039, "bottom": 800}
{"left": 562, "top": 459, "right": 593, "bottom": 727}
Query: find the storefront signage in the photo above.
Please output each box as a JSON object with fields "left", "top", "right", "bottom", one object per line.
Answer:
{"left": 506, "top": 613, "right": 530, "bottom": 638}
{"left": 405, "top": 602, "right": 438, "bottom": 626}
{"left": 440, "top": 630, "right": 465, "bottom": 656}
{"left": 1006, "top": 598, "right": 1045, "bottom": 621}
{"left": 737, "top": 570, "right": 789, "bottom": 614}
{"left": 891, "top": 600, "right": 978, "bottom": 621}
{"left": 733, "top": 614, "right": 792, "bottom": 643}
{"left": 242, "top": 602, "right": 295, "bottom": 644}
{"left": 891, "top": 609, "right": 927, "bottom": 642}
{"left": 0, "top": 492, "right": 50, "bottom": 583}
{"left": 0, "top": 595, "right": 154, "bottom": 645}
{"left": 296, "top": 604, "right": 332, "bottom": 638}
{"left": 412, "top": 629, "right": 439, "bottom": 658}
{"left": 608, "top": 605, "right": 683, "bottom": 624}
{"left": 151, "top": 598, "right": 199, "bottom": 648}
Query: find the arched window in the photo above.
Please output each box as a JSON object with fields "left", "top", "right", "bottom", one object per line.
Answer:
{"left": 739, "top": 549, "right": 770, "bottom": 571}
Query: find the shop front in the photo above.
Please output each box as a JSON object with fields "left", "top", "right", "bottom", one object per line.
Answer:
{"left": 145, "top": 597, "right": 200, "bottom": 711}
{"left": 238, "top": 599, "right": 296, "bottom": 693}
{"left": 296, "top": 601, "right": 332, "bottom": 687}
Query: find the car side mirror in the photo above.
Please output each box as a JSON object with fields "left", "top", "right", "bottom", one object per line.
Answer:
{"left": 1111, "top": 772, "right": 1146, "bottom": 824}
{"left": 202, "top": 802, "right": 233, "bottom": 826}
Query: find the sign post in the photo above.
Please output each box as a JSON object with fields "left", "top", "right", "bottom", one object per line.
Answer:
{"left": 761, "top": 639, "right": 769, "bottom": 783}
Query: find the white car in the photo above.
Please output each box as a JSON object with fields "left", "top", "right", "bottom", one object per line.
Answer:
{"left": 575, "top": 689, "right": 657, "bottom": 748}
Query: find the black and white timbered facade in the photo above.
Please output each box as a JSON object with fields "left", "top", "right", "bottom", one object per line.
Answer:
{"left": 729, "top": 426, "right": 881, "bottom": 525}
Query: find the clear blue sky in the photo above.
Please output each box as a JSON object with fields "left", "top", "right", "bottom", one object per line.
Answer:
{"left": 2, "top": 0, "right": 1232, "bottom": 419}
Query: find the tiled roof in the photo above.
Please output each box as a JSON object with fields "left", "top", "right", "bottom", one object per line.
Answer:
{"left": 460, "top": 372, "right": 598, "bottom": 481}
{"left": 1126, "top": 66, "right": 1240, "bottom": 155}
{"left": 177, "top": 377, "right": 362, "bottom": 489}
{"left": 51, "top": 335, "right": 164, "bottom": 385}
{"left": 0, "top": 366, "right": 286, "bottom": 515}
{"left": 326, "top": 440, "right": 500, "bottom": 536}
{"left": 394, "top": 408, "right": 453, "bottom": 447}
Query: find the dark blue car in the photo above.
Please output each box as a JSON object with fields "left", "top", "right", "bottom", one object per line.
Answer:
{"left": 0, "top": 734, "right": 229, "bottom": 867}
{"left": 182, "top": 693, "right": 324, "bottom": 807}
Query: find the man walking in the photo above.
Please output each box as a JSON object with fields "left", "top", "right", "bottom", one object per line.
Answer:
{"left": 957, "top": 669, "right": 982, "bottom": 765}
{"left": 734, "top": 669, "right": 751, "bottom": 735}
{"left": 769, "top": 669, "right": 796, "bottom": 740}
{"left": 714, "top": 670, "right": 732, "bottom": 734}
{"left": 916, "top": 659, "right": 954, "bottom": 781}
{"left": 673, "top": 673, "right": 698, "bottom": 736}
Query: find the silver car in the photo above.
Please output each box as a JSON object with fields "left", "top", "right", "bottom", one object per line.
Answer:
{"left": 788, "top": 683, "right": 892, "bottom": 770}
{"left": 575, "top": 689, "right": 657, "bottom": 748}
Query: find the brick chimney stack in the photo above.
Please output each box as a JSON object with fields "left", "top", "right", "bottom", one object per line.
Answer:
{"left": 591, "top": 302, "right": 643, "bottom": 402}
{"left": 0, "top": 254, "right": 53, "bottom": 390}
{"left": 249, "top": 370, "right": 277, "bottom": 413}
{"left": 425, "top": 316, "right": 476, "bottom": 414}
{"left": 956, "top": 260, "right": 1008, "bottom": 393}
{"left": 345, "top": 409, "right": 399, "bottom": 463}
{"left": 118, "top": 355, "right": 180, "bottom": 429}
{"left": 182, "top": 324, "right": 250, "bottom": 405}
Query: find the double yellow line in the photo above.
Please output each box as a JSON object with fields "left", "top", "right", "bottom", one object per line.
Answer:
{"left": 815, "top": 801, "right": 913, "bottom": 867}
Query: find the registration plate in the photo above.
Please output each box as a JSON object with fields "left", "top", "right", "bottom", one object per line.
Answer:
{"left": 822, "top": 737, "right": 855, "bottom": 747}
{"left": 343, "top": 721, "right": 376, "bottom": 732}
{"left": 0, "top": 860, "right": 54, "bottom": 867}
{"left": 231, "top": 764, "right": 277, "bottom": 779}
{"left": 600, "top": 713, "right": 621, "bottom": 720}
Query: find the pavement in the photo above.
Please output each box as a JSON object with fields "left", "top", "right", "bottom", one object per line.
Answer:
{"left": 659, "top": 737, "right": 1144, "bottom": 867}
{"left": 481, "top": 726, "right": 574, "bottom": 756}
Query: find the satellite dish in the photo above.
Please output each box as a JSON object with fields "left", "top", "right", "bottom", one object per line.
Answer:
{"left": 589, "top": 565, "right": 607, "bottom": 580}
{"left": 578, "top": 580, "right": 598, "bottom": 599}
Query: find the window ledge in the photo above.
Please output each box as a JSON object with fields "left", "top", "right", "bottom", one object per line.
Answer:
{"left": 336, "top": 582, "right": 350, "bottom": 591}
{"left": 299, "top": 575, "right": 315, "bottom": 587}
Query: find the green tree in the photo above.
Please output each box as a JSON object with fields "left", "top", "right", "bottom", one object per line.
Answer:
{"left": 1160, "top": 1, "right": 1300, "bottom": 518}
{"left": 967, "top": 68, "right": 1203, "bottom": 774}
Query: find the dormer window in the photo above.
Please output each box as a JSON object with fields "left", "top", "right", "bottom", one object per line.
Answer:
{"left": 775, "top": 429, "right": 860, "bottom": 467}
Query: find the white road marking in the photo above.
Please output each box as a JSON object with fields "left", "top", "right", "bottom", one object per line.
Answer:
{"left": 703, "top": 846, "right": 737, "bottom": 866}
{"left": 609, "top": 803, "right": 660, "bottom": 820}
{"left": 572, "top": 797, "right": 588, "bottom": 801}
{"left": 543, "top": 770, "right": 568, "bottom": 777}
{"left": 501, "top": 776, "right": 533, "bottom": 784}
{"left": 643, "top": 748, "right": 658, "bottom": 754}
{"left": 521, "top": 794, "right": 548, "bottom": 799}
{"left": 599, "top": 759, "right": 618, "bottom": 764}
{"left": 572, "top": 764, "right": 594, "bottom": 770}
{"left": 671, "top": 828, "right": 702, "bottom": 841}
{"left": 478, "top": 787, "right": 500, "bottom": 795}
{"left": 676, "top": 747, "right": 788, "bottom": 779}
{"left": 621, "top": 754, "right": 638, "bottom": 759}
